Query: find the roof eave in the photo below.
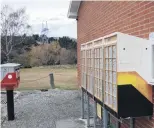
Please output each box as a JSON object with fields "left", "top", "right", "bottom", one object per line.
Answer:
{"left": 67, "top": 1, "right": 81, "bottom": 19}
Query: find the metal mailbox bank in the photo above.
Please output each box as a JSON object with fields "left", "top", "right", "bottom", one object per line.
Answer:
{"left": 80, "top": 32, "right": 154, "bottom": 126}
{"left": 0, "top": 63, "right": 21, "bottom": 120}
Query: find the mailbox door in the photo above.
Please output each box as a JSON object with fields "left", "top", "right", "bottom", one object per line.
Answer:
{"left": 1, "top": 67, "right": 8, "bottom": 81}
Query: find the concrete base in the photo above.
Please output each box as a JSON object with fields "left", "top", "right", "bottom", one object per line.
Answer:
{"left": 56, "top": 118, "right": 86, "bottom": 128}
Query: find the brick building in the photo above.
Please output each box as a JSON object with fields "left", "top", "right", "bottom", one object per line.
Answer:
{"left": 68, "top": 1, "right": 154, "bottom": 128}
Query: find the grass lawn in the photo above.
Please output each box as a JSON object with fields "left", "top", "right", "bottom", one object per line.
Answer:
{"left": 16, "top": 65, "right": 78, "bottom": 90}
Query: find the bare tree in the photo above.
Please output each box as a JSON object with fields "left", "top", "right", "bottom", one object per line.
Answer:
{"left": 1, "top": 5, "right": 30, "bottom": 62}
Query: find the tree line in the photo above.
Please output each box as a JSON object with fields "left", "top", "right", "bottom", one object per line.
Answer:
{"left": 1, "top": 35, "right": 77, "bottom": 67}
{"left": 1, "top": 5, "right": 77, "bottom": 67}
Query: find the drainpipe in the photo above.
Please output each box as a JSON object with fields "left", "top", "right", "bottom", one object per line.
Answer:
{"left": 116, "top": 121, "right": 120, "bottom": 128}
{"left": 81, "top": 89, "right": 84, "bottom": 119}
{"left": 103, "top": 107, "right": 109, "bottom": 128}
{"left": 130, "top": 117, "right": 135, "bottom": 128}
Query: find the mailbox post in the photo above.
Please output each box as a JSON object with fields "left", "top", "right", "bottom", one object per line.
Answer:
{"left": 7, "top": 90, "right": 14, "bottom": 120}
{"left": 0, "top": 63, "right": 20, "bottom": 121}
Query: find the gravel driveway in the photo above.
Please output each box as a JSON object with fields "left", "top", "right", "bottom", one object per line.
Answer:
{"left": 1, "top": 89, "right": 87, "bottom": 128}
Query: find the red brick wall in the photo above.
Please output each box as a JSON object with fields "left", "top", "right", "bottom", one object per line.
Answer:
{"left": 77, "top": 1, "right": 154, "bottom": 128}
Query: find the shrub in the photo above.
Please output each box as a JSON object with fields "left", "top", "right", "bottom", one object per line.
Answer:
{"left": 29, "top": 42, "right": 61, "bottom": 66}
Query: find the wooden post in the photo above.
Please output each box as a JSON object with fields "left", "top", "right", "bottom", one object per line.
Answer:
{"left": 49, "top": 73, "right": 55, "bottom": 89}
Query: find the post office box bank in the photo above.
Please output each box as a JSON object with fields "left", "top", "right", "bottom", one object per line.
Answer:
{"left": 104, "top": 32, "right": 154, "bottom": 118}
{"left": 80, "top": 32, "right": 154, "bottom": 118}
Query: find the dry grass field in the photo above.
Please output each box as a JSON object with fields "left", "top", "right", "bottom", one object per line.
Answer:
{"left": 16, "top": 65, "right": 78, "bottom": 90}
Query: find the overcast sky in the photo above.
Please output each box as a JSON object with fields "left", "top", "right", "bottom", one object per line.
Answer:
{"left": 1, "top": 0, "right": 77, "bottom": 38}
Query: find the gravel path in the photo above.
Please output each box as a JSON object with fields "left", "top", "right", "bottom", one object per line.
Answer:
{"left": 1, "top": 89, "right": 87, "bottom": 128}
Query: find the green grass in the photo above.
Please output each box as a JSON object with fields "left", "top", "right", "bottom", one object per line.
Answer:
{"left": 16, "top": 65, "right": 78, "bottom": 90}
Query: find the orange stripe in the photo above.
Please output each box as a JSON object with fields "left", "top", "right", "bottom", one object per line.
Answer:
{"left": 118, "top": 72, "right": 153, "bottom": 103}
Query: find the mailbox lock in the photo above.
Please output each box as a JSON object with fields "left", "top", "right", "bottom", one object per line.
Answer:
{"left": 8, "top": 75, "right": 12, "bottom": 79}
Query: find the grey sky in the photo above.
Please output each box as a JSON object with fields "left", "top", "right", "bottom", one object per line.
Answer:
{"left": 1, "top": 0, "right": 77, "bottom": 38}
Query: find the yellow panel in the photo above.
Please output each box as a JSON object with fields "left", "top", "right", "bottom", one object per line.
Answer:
{"left": 97, "top": 103, "right": 102, "bottom": 119}
{"left": 117, "top": 72, "right": 153, "bottom": 103}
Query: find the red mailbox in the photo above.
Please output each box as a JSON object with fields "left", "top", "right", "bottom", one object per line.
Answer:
{"left": 0, "top": 63, "right": 20, "bottom": 121}
{"left": 0, "top": 63, "right": 20, "bottom": 90}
